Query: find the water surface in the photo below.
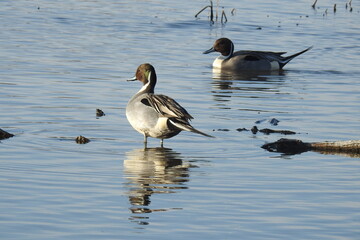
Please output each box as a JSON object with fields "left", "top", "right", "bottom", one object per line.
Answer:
{"left": 1, "top": 0, "right": 359, "bottom": 239}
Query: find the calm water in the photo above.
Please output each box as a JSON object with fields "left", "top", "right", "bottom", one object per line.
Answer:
{"left": 1, "top": 0, "right": 360, "bottom": 239}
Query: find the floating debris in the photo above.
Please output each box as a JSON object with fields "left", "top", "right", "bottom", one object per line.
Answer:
{"left": 96, "top": 108, "right": 105, "bottom": 117}
{"left": 250, "top": 126, "right": 296, "bottom": 135}
{"left": 255, "top": 119, "right": 266, "bottom": 124}
{"left": 269, "top": 118, "right": 280, "bottom": 126}
{"left": 262, "top": 138, "right": 360, "bottom": 157}
{"left": 236, "top": 128, "right": 249, "bottom": 132}
{"left": 259, "top": 128, "right": 296, "bottom": 135}
{"left": 251, "top": 126, "right": 259, "bottom": 134}
{"left": 0, "top": 128, "right": 14, "bottom": 140}
{"left": 75, "top": 135, "right": 90, "bottom": 144}
{"left": 217, "top": 128, "right": 230, "bottom": 132}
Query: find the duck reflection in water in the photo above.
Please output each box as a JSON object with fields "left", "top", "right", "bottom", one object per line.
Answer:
{"left": 211, "top": 67, "right": 286, "bottom": 106}
{"left": 211, "top": 67, "right": 286, "bottom": 89}
{"left": 124, "top": 147, "right": 191, "bottom": 225}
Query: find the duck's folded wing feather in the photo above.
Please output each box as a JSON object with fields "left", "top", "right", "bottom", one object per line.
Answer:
{"left": 144, "top": 94, "right": 193, "bottom": 120}
{"left": 235, "top": 50, "right": 287, "bottom": 62}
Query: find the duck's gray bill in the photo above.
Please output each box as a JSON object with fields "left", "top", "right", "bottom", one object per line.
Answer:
{"left": 203, "top": 47, "right": 215, "bottom": 54}
{"left": 127, "top": 76, "right": 137, "bottom": 81}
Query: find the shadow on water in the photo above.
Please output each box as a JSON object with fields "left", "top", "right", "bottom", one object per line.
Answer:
{"left": 123, "top": 147, "right": 192, "bottom": 226}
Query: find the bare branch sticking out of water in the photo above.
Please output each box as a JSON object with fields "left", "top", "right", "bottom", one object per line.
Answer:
{"left": 312, "top": 0, "right": 318, "bottom": 9}
{"left": 215, "top": 0, "right": 219, "bottom": 22}
{"left": 324, "top": 8, "right": 328, "bottom": 16}
{"left": 195, "top": 5, "right": 211, "bottom": 18}
{"left": 195, "top": 0, "right": 232, "bottom": 24}
{"left": 195, "top": 0, "right": 214, "bottom": 23}
{"left": 221, "top": 9, "right": 227, "bottom": 24}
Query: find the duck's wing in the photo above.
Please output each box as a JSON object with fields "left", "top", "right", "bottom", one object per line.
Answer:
{"left": 141, "top": 94, "right": 214, "bottom": 138}
{"left": 236, "top": 47, "right": 312, "bottom": 68}
{"left": 234, "top": 50, "right": 287, "bottom": 62}
{"left": 142, "top": 94, "right": 193, "bottom": 120}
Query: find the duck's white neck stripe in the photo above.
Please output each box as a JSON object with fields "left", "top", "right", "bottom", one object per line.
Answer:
{"left": 223, "top": 42, "right": 234, "bottom": 60}
{"left": 138, "top": 71, "right": 152, "bottom": 93}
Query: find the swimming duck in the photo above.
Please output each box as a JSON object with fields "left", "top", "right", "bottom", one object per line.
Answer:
{"left": 126, "top": 63, "right": 213, "bottom": 146}
{"left": 203, "top": 38, "right": 312, "bottom": 72}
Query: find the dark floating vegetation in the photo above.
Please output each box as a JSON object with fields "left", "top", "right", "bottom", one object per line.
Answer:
{"left": 0, "top": 128, "right": 14, "bottom": 140}
{"left": 262, "top": 138, "right": 360, "bottom": 157}
{"left": 96, "top": 108, "right": 105, "bottom": 118}
{"left": 75, "top": 135, "right": 90, "bottom": 144}
{"left": 195, "top": 0, "right": 231, "bottom": 24}
{"left": 215, "top": 126, "right": 297, "bottom": 135}
{"left": 216, "top": 118, "right": 296, "bottom": 135}
{"left": 262, "top": 138, "right": 311, "bottom": 155}
{"left": 250, "top": 126, "right": 296, "bottom": 135}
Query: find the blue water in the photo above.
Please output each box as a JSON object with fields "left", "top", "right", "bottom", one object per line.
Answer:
{"left": 1, "top": 0, "right": 360, "bottom": 239}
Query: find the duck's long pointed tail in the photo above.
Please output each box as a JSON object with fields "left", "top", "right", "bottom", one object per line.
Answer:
{"left": 279, "top": 46, "right": 313, "bottom": 69}
{"left": 169, "top": 119, "right": 214, "bottom": 138}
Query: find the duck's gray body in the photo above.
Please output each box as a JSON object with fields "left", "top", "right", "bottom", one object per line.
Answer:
{"left": 204, "top": 38, "right": 312, "bottom": 72}
{"left": 126, "top": 92, "right": 182, "bottom": 140}
{"left": 126, "top": 63, "right": 213, "bottom": 145}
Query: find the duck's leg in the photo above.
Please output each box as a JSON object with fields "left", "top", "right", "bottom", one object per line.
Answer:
{"left": 143, "top": 135, "right": 148, "bottom": 148}
{"left": 160, "top": 139, "right": 164, "bottom": 148}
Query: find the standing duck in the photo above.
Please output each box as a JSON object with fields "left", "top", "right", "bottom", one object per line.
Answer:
{"left": 126, "top": 63, "right": 213, "bottom": 146}
{"left": 203, "top": 38, "right": 312, "bottom": 72}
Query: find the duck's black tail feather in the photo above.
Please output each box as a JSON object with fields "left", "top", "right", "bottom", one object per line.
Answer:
{"left": 279, "top": 46, "right": 313, "bottom": 69}
{"left": 169, "top": 119, "right": 215, "bottom": 138}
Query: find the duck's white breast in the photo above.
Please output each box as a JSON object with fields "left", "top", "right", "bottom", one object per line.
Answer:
{"left": 212, "top": 57, "right": 224, "bottom": 69}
